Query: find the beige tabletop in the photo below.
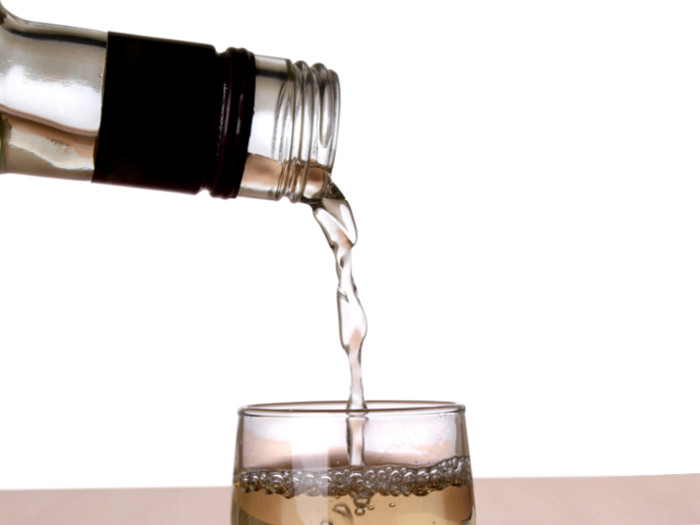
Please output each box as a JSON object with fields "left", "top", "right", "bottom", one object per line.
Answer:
{"left": 1, "top": 475, "right": 699, "bottom": 524}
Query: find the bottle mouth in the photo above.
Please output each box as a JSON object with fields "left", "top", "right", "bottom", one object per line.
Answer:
{"left": 238, "top": 56, "right": 340, "bottom": 203}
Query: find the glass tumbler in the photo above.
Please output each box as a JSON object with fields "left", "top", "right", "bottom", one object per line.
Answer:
{"left": 232, "top": 401, "right": 475, "bottom": 525}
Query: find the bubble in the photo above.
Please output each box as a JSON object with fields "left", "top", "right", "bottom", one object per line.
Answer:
{"left": 235, "top": 456, "right": 472, "bottom": 510}
{"left": 332, "top": 503, "right": 353, "bottom": 521}
{"left": 389, "top": 502, "right": 396, "bottom": 508}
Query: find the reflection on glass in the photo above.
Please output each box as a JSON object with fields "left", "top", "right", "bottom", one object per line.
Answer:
{"left": 0, "top": 3, "right": 106, "bottom": 180}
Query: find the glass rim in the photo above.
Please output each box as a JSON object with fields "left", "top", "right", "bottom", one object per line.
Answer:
{"left": 238, "top": 400, "right": 465, "bottom": 417}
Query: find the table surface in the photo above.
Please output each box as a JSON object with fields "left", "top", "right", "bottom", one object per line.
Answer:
{"left": 1, "top": 474, "right": 699, "bottom": 524}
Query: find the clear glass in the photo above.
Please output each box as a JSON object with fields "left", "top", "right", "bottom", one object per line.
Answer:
{"left": 233, "top": 401, "right": 476, "bottom": 525}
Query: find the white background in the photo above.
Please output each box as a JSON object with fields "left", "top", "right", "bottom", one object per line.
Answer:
{"left": 1, "top": 0, "right": 699, "bottom": 489}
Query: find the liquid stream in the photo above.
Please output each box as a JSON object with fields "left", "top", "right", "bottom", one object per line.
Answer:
{"left": 310, "top": 183, "right": 368, "bottom": 466}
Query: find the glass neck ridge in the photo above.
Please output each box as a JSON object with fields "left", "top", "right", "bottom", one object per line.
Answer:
{"left": 240, "top": 56, "right": 340, "bottom": 203}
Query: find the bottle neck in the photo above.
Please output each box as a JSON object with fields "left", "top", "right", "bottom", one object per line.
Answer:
{"left": 239, "top": 57, "right": 340, "bottom": 203}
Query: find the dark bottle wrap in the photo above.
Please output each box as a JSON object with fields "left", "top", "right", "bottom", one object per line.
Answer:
{"left": 93, "top": 32, "right": 255, "bottom": 198}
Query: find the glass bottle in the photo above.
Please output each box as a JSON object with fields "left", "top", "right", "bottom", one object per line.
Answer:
{"left": 0, "top": 2, "right": 339, "bottom": 203}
